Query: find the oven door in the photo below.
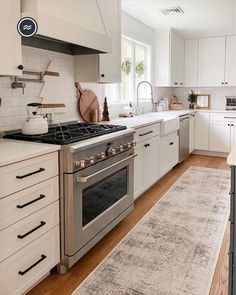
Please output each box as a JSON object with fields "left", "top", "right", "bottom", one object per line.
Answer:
{"left": 64, "top": 154, "right": 135, "bottom": 256}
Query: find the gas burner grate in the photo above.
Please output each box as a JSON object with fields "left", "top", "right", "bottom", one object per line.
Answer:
{"left": 4, "top": 121, "right": 127, "bottom": 145}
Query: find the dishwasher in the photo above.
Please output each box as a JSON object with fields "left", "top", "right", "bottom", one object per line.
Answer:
{"left": 179, "top": 114, "right": 190, "bottom": 163}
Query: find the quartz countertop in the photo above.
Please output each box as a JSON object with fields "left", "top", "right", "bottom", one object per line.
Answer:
{"left": 109, "top": 109, "right": 195, "bottom": 129}
{"left": 0, "top": 139, "right": 61, "bottom": 167}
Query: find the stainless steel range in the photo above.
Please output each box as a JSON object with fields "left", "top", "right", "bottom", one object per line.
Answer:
{"left": 5, "top": 122, "right": 136, "bottom": 273}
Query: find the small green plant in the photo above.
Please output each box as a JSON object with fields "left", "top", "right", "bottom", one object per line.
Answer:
{"left": 187, "top": 89, "right": 197, "bottom": 104}
{"left": 135, "top": 61, "right": 145, "bottom": 77}
{"left": 121, "top": 58, "right": 132, "bottom": 76}
{"left": 187, "top": 89, "right": 197, "bottom": 109}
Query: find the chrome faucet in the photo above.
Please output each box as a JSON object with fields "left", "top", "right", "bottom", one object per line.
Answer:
{"left": 136, "top": 81, "right": 155, "bottom": 115}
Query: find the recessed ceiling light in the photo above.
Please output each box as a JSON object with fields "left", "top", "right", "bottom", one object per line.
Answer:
{"left": 160, "top": 6, "right": 184, "bottom": 16}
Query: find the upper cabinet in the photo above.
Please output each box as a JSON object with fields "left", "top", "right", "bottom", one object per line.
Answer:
{"left": 225, "top": 35, "right": 236, "bottom": 86}
{"left": 184, "top": 39, "right": 198, "bottom": 87}
{"left": 75, "top": 0, "right": 121, "bottom": 83}
{"left": 198, "top": 37, "right": 226, "bottom": 87}
{"left": 185, "top": 35, "right": 236, "bottom": 87}
{"left": 154, "top": 29, "right": 184, "bottom": 87}
{"left": 170, "top": 32, "right": 185, "bottom": 87}
{"left": 0, "top": 0, "right": 22, "bottom": 76}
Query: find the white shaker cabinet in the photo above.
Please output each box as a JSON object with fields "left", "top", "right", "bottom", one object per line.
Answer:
{"left": 225, "top": 35, "right": 236, "bottom": 86}
{"left": 198, "top": 37, "right": 225, "bottom": 87}
{"left": 209, "top": 113, "right": 236, "bottom": 152}
{"left": 171, "top": 32, "right": 185, "bottom": 87}
{"left": 194, "top": 112, "right": 210, "bottom": 150}
{"left": 75, "top": 0, "right": 121, "bottom": 83}
{"left": 133, "top": 123, "right": 160, "bottom": 200}
{"left": 0, "top": 0, "right": 22, "bottom": 76}
{"left": 210, "top": 121, "right": 231, "bottom": 152}
{"left": 154, "top": 29, "right": 184, "bottom": 87}
{"left": 133, "top": 142, "right": 145, "bottom": 199}
{"left": 159, "top": 132, "right": 179, "bottom": 177}
{"left": 184, "top": 39, "right": 198, "bottom": 87}
{"left": 189, "top": 114, "right": 195, "bottom": 153}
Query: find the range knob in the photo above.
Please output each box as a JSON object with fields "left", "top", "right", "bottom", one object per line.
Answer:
{"left": 85, "top": 157, "right": 90, "bottom": 164}
{"left": 127, "top": 142, "right": 132, "bottom": 148}
{"left": 119, "top": 145, "right": 124, "bottom": 152}
{"left": 96, "top": 152, "right": 106, "bottom": 160}
{"left": 89, "top": 156, "right": 95, "bottom": 164}
{"left": 107, "top": 147, "right": 116, "bottom": 156}
{"left": 75, "top": 159, "right": 86, "bottom": 168}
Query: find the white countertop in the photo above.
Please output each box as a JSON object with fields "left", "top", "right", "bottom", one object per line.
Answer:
{"left": 0, "top": 139, "right": 61, "bottom": 167}
{"left": 109, "top": 109, "right": 195, "bottom": 129}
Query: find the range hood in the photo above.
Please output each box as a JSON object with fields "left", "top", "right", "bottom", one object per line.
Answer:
{"left": 21, "top": 0, "right": 111, "bottom": 55}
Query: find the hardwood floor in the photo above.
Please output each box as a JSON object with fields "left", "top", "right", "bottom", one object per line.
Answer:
{"left": 28, "top": 154, "right": 230, "bottom": 295}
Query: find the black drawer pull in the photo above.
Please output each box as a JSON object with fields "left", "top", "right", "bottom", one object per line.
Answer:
{"left": 169, "top": 142, "right": 174, "bottom": 145}
{"left": 16, "top": 168, "right": 45, "bottom": 179}
{"left": 139, "top": 131, "right": 153, "bottom": 137}
{"left": 16, "top": 194, "right": 46, "bottom": 209}
{"left": 18, "top": 255, "right": 46, "bottom": 276}
{"left": 144, "top": 143, "right": 150, "bottom": 147}
{"left": 17, "top": 221, "right": 46, "bottom": 239}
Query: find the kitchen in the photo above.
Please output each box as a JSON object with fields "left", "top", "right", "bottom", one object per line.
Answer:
{"left": 0, "top": 0, "right": 236, "bottom": 294}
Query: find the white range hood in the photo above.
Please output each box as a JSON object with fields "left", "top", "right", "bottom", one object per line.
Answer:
{"left": 21, "top": 0, "right": 111, "bottom": 55}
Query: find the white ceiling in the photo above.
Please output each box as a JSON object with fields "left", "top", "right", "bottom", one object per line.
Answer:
{"left": 121, "top": 0, "right": 236, "bottom": 38}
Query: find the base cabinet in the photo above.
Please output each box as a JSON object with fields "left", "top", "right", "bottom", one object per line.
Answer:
{"left": 210, "top": 121, "right": 231, "bottom": 152}
{"left": 194, "top": 112, "right": 210, "bottom": 150}
{"left": 0, "top": 226, "right": 59, "bottom": 295}
{"left": 160, "top": 132, "right": 179, "bottom": 177}
{"left": 189, "top": 114, "right": 195, "bottom": 153}
{"left": 134, "top": 136, "right": 159, "bottom": 200}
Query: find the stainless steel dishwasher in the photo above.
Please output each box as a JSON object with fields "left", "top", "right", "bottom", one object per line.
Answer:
{"left": 179, "top": 114, "right": 190, "bottom": 163}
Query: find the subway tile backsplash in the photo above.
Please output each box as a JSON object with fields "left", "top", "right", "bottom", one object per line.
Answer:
{"left": 0, "top": 46, "right": 80, "bottom": 132}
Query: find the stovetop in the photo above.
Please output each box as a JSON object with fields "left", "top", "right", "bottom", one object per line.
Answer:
{"left": 4, "top": 121, "right": 127, "bottom": 145}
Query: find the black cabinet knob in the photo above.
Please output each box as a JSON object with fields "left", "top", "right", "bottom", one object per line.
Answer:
{"left": 101, "top": 74, "right": 105, "bottom": 78}
{"left": 222, "top": 82, "right": 224, "bottom": 85}
{"left": 174, "top": 82, "right": 178, "bottom": 85}
{"left": 18, "top": 65, "right": 24, "bottom": 70}
{"left": 226, "top": 82, "right": 228, "bottom": 85}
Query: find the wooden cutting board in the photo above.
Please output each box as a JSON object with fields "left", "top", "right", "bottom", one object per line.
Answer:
{"left": 75, "top": 82, "right": 99, "bottom": 123}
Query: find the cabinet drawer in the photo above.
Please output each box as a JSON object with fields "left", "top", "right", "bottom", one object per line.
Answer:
{"left": 0, "top": 152, "right": 58, "bottom": 198}
{"left": 134, "top": 123, "right": 160, "bottom": 144}
{"left": 210, "top": 112, "right": 236, "bottom": 122}
{"left": 0, "top": 177, "right": 59, "bottom": 230}
{"left": 0, "top": 201, "right": 59, "bottom": 262}
{"left": 0, "top": 226, "right": 60, "bottom": 295}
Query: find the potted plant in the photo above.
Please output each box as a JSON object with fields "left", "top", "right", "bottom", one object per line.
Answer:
{"left": 187, "top": 89, "right": 197, "bottom": 109}
{"left": 135, "top": 61, "right": 145, "bottom": 77}
{"left": 121, "top": 58, "right": 132, "bottom": 76}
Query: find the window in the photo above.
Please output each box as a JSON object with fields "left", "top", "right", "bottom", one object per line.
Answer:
{"left": 104, "top": 36, "right": 151, "bottom": 103}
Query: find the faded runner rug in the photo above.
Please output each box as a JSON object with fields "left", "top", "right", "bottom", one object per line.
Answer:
{"left": 73, "top": 166, "right": 230, "bottom": 295}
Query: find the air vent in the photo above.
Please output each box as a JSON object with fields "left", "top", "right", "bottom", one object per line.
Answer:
{"left": 160, "top": 6, "right": 184, "bottom": 16}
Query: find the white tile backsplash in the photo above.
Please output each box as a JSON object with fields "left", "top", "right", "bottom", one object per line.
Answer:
{"left": 0, "top": 46, "right": 81, "bottom": 132}
{"left": 173, "top": 87, "right": 236, "bottom": 109}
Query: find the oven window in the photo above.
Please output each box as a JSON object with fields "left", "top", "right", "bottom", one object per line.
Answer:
{"left": 82, "top": 167, "right": 128, "bottom": 227}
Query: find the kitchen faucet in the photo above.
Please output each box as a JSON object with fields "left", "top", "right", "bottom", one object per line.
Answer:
{"left": 136, "top": 81, "right": 155, "bottom": 115}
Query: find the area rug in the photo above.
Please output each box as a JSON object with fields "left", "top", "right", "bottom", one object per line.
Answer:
{"left": 73, "top": 166, "right": 230, "bottom": 295}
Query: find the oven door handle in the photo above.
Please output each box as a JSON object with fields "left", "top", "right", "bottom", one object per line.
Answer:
{"left": 76, "top": 154, "right": 137, "bottom": 183}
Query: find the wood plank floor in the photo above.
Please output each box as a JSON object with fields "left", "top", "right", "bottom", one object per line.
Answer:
{"left": 28, "top": 154, "right": 230, "bottom": 295}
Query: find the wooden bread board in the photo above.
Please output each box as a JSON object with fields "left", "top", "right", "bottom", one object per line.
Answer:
{"left": 169, "top": 103, "right": 184, "bottom": 110}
